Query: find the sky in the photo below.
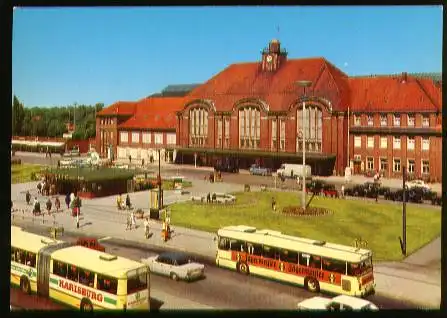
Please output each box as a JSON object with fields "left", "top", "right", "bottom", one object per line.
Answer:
{"left": 12, "top": 6, "right": 443, "bottom": 108}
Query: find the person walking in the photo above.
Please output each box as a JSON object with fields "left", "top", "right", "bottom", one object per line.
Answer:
{"left": 33, "top": 197, "right": 40, "bottom": 215}
{"left": 65, "top": 193, "right": 71, "bottom": 209}
{"left": 126, "top": 194, "right": 131, "bottom": 210}
{"left": 271, "top": 197, "right": 277, "bottom": 211}
{"left": 341, "top": 185, "right": 345, "bottom": 199}
{"left": 55, "top": 197, "right": 61, "bottom": 212}
{"left": 46, "top": 197, "right": 52, "bottom": 215}
{"left": 126, "top": 213, "right": 132, "bottom": 230}
{"left": 130, "top": 210, "right": 136, "bottom": 229}
{"left": 37, "top": 182, "right": 42, "bottom": 195}
{"left": 25, "top": 190, "right": 31, "bottom": 205}
{"left": 144, "top": 217, "right": 150, "bottom": 239}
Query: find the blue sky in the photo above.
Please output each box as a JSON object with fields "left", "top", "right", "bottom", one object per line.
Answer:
{"left": 12, "top": 6, "right": 442, "bottom": 107}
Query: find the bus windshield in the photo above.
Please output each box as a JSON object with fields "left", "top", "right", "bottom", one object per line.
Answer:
{"left": 127, "top": 268, "right": 148, "bottom": 294}
{"left": 348, "top": 257, "right": 373, "bottom": 276}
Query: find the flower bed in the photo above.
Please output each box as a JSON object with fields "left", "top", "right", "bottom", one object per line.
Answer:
{"left": 282, "top": 206, "right": 332, "bottom": 217}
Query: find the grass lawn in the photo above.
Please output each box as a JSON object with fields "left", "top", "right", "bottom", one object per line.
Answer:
{"left": 170, "top": 191, "right": 441, "bottom": 261}
{"left": 11, "top": 163, "right": 46, "bottom": 184}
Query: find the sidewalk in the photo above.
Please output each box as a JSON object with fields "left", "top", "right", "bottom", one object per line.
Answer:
{"left": 10, "top": 181, "right": 440, "bottom": 309}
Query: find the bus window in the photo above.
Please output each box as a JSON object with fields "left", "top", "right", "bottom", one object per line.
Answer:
{"left": 347, "top": 258, "right": 372, "bottom": 276}
{"left": 299, "top": 253, "right": 310, "bottom": 266}
{"left": 218, "top": 237, "right": 230, "bottom": 250}
{"left": 67, "top": 264, "right": 79, "bottom": 282}
{"left": 229, "top": 240, "right": 246, "bottom": 252}
{"left": 97, "top": 274, "right": 118, "bottom": 295}
{"left": 11, "top": 247, "right": 16, "bottom": 262}
{"left": 15, "top": 249, "right": 26, "bottom": 265}
{"left": 280, "top": 249, "right": 298, "bottom": 263}
{"left": 247, "top": 243, "right": 262, "bottom": 256}
{"left": 25, "top": 252, "right": 36, "bottom": 268}
{"left": 53, "top": 260, "right": 68, "bottom": 278}
{"left": 79, "top": 269, "right": 95, "bottom": 288}
{"left": 127, "top": 271, "right": 148, "bottom": 294}
{"left": 262, "top": 246, "right": 279, "bottom": 260}
{"left": 309, "top": 255, "right": 321, "bottom": 269}
{"left": 322, "top": 257, "right": 346, "bottom": 275}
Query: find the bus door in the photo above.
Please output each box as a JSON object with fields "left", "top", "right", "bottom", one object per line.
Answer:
{"left": 37, "top": 242, "right": 71, "bottom": 297}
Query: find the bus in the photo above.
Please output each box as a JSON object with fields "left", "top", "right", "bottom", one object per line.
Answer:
{"left": 215, "top": 225, "right": 375, "bottom": 297}
{"left": 11, "top": 226, "right": 150, "bottom": 311}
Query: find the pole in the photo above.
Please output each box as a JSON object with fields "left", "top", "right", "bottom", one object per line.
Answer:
{"left": 402, "top": 166, "right": 407, "bottom": 255}
{"left": 158, "top": 149, "right": 162, "bottom": 210}
{"left": 347, "top": 105, "right": 350, "bottom": 167}
{"left": 302, "top": 94, "right": 306, "bottom": 211}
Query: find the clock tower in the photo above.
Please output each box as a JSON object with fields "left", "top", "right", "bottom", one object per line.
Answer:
{"left": 261, "top": 39, "right": 287, "bottom": 72}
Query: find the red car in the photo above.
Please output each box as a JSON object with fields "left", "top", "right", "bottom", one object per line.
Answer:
{"left": 322, "top": 184, "right": 339, "bottom": 198}
{"left": 76, "top": 237, "right": 106, "bottom": 252}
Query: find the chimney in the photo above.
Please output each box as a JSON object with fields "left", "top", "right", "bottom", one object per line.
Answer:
{"left": 401, "top": 72, "right": 408, "bottom": 83}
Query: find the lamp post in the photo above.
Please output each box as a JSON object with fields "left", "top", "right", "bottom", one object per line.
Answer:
{"left": 157, "top": 148, "right": 162, "bottom": 210}
{"left": 297, "top": 80, "right": 312, "bottom": 211}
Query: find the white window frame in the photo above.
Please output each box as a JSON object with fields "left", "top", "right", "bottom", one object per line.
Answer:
{"left": 422, "top": 137, "right": 430, "bottom": 151}
{"left": 380, "top": 137, "right": 387, "bottom": 149}
{"left": 393, "top": 136, "right": 401, "bottom": 149}
{"left": 167, "top": 133, "right": 176, "bottom": 145}
{"left": 422, "top": 115, "right": 430, "bottom": 127}
{"left": 154, "top": 133, "right": 163, "bottom": 145}
{"left": 142, "top": 132, "right": 151, "bottom": 144}
{"left": 279, "top": 119, "right": 286, "bottom": 151}
{"left": 407, "top": 159, "right": 415, "bottom": 174}
{"left": 421, "top": 160, "right": 430, "bottom": 174}
{"left": 393, "top": 158, "right": 401, "bottom": 172}
{"left": 407, "top": 114, "right": 415, "bottom": 127}
{"left": 271, "top": 119, "right": 277, "bottom": 150}
{"left": 407, "top": 136, "right": 415, "bottom": 150}
{"left": 366, "top": 157, "right": 374, "bottom": 170}
{"left": 131, "top": 131, "right": 140, "bottom": 144}
{"left": 120, "top": 132, "right": 128, "bottom": 143}
{"left": 367, "top": 136, "right": 374, "bottom": 148}
{"left": 354, "top": 114, "right": 361, "bottom": 126}
{"left": 354, "top": 154, "right": 361, "bottom": 161}
{"left": 380, "top": 158, "right": 388, "bottom": 171}
{"left": 367, "top": 115, "right": 373, "bottom": 127}
{"left": 354, "top": 136, "right": 361, "bottom": 148}
{"left": 393, "top": 114, "right": 401, "bottom": 126}
{"left": 380, "top": 115, "right": 387, "bottom": 126}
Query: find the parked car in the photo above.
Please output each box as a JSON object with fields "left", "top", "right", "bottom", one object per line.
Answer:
{"left": 405, "top": 179, "right": 430, "bottom": 190}
{"left": 141, "top": 252, "right": 205, "bottom": 281}
{"left": 377, "top": 186, "right": 390, "bottom": 196}
{"left": 249, "top": 164, "right": 272, "bottom": 176}
{"left": 322, "top": 184, "right": 339, "bottom": 198}
{"left": 363, "top": 182, "right": 380, "bottom": 198}
{"left": 344, "top": 184, "right": 366, "bottom": 197}
{"left": 431, "top": 194, "right": 442, "bottom": 206}
{"left": 76, "top": 237, "right": 106, "bottom": 252}
{"left": 297, "top": 295, "right": 379, "bottom": 311}
{"left": 214, "top": 163, "right": 239, "bottom": 173}
{"left": 390, "top": 189, "right": 423, "bottom": 203}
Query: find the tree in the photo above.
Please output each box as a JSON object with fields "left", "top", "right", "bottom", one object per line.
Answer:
{"left": 12, "top": 95, "right": 25, "bottom": 135}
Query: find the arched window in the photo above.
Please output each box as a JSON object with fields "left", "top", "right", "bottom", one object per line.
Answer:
{"left": 238, "top": 107, "right": 261, "bottom": 149}
{"left": 296, "top": 106, "right": 323, "bottom": 152}
{"left": 189, "top": 108, "right": 208, "bottom": 146}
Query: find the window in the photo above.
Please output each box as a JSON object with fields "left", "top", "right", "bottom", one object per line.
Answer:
{"left": 422, "top": 115, "right": 429, "bottom": 127}
{"left": 408, "top": 159, "right": 415, "bottom": 173}
{"left": 297, "top": 106, "right": 322, "bottom": 152}
{"left": 218, "top": 237, "right": 230, "bottom": 250}
{"left": 393, "top": 114, "right": 400, "bottom": 126}
{"left": 262, "top": 245, "right": 280, "bottom": 260}
{"left": 229, "top": 239, "right": 246, "bottom": 252}
{"left": 393, "top": 136, "right": 401, "bottom": 149}
{"left": 167, "top": 133, "right": 176, "bottom": 145}
{"left": 280, "top": 119, "right": 285, "bottom": 151}
{"left": 354, "top": 114, "right": 361, "bottom": 126}
{"left": 354, "top": 154, "right": 361, "bottom": 161}
{"left": 224, "top": 118, "right": 230, "bottom": 148}
{"left": 380, "top": 137, "right": 387, "bottom": 149}
{"left": 79, "top": 268, "right": 95, "bottom": 288}
{"left": 101, "top": 119, "right": 104, "bottom": 125}
{"left": 367, "top": 137, "right": 374, "bottom": 148}
{"left": 380, "top": 115, "right": 387, "bottom": 126}
{"left": 97, "top": 274, "right": 118, "bottom": 295}
{"left": 247, "top": 243, "right": 263, "bottom": 256}
{"left": 380, "top": 158, "right": 388, "bottom": 171}
{"left": 354, "top": 136, "right": 361, "bottom": 148}
{"left": 142, "top": 132, "right": 151, "bottom": 144}
{"left": 407, "top": 136, "right": 415, "bottom": 150}
{"left": 422, "top": 137, "right": 430, "bottom": 151}
{"left": 271, "top": 119, "right": 277, "bottom": 150}
{"left": 67, "top": 264, "right": 79, "bottom": 282}
{"left": 217, "top": 118, "right": 223, "bottom": 147}
{"left": 422, "top": 160, "right": 430, "bottom": 174}
{"left": 322, "top": 257, "right": 347, "bottom": 275}
{"left": 393, "top": 158, "right": 401, "bottom": 172}
{"left": 52, "top": 260, "right": 68, "bottom": 278}
{"left": 367, "top": 157, "right": 374, "bottom": 170}
{"left": 131, "top": 132, "right": 140, "bottom": 143}
{"left": 189, "top": 107, "right": 208, "bottom": 146}
{"left": 407, "top": 114, "right": 415, "bottom": 127}
{"left": 12, "top": 249, "right": 36, "bottom": 267}
{"left": 280, "top": 249, "right": 298, "bottom": 263}
{"left": 239, "top": 107, "right": 260, "bottom": 149}
{"left": 120, "top": 132, "right": 128, "bottom": 143}
{"left": 309, "top": 255, "right": 322, "bottom": 269}
{"left": 367, "top": 115, "right": 373, "bottom": 126}
{"left": 154, "top": 133, "right": 163, "bottom": 144}
{"left": 127, "top": 270, "right": 148, "bottom": 294}
{"left": 299, "top": 253, "right": 310, "bottom": 267}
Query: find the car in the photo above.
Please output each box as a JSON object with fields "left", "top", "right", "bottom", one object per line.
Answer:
{"left": 322, "top": 184, "right": 339, "bottom": 198}
{"left": 344, "top": 184, "right": 366, "bottom": 197}
{"left": 297, "top": 295, "right": 379, "bottom": 311}
{"left": 63, "top": 146, "right": 80, "bottom": 157}
{"left": 249, "top": 164, "right": 271, "bottom": 176}
{"left": 405, "top": 179, "right": 430, "bottom": 190}
{"left": 390, "top": 188, "right": 423, "bottom": 203}
{"left": 141, "top": 252, "right": 205, "bottom": 281}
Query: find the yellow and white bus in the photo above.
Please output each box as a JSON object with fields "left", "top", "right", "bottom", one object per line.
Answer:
{"left": 11, "top": 226, "right": 150, "bottom": 311}
{"left": 215, "top": 225, "right": 375, "bottom": 297}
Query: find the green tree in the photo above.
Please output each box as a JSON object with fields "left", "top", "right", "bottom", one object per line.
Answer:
{"left": 12, "top": 95, "right": 25, "bottom": 135}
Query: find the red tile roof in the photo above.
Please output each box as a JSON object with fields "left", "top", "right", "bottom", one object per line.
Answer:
{"left": 348, "top": 75, "right": 441, "bottom": 112}
{"left": 185, "top": 58, "right": 349, "bottom": 112}
{"left": 97, "top": 101, "right": 136, "bottom": 116}
{"left": 118, "top": 97, "right": 184, "bottom": 130}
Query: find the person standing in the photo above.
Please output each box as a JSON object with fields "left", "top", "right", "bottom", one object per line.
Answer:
{"left": 33, "top": 197, "right": 40, "bottom": 215}
{"left": 55, "top": 197, "right": 61, "bottom": 212}
{"left": 46, "top": 197, "right": 52, "bottom": 215}
{"left": 144, "top": 217, "right": 150, "bottom": 239}
{"left": 37, "top": 182, "right": 42, "bottom": 195}
{"left": 341, "top": 185, "right": 345, "bottom": 199}
{"left": 130, "top": 210, "right": 136, "bottom": 229}
{"left": 65, "top": 193, "right": 71, "bottom": 209}
{"left": 126, "top": 214, "right": 132, "bottom": 230}
{"left": 126, "top": 194, "right": 131, "bottom": 210}
{"left": 25, "top": 190, "right": 31, "bottom": 205}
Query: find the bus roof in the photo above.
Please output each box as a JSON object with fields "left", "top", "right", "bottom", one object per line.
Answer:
{"left": 217, "top": 225, "right": 372, "bottom": 263}
{"left": 11, "top": 227, "right": 64, "bottom": 254}
{"left": 51, "top": 245, "right": 145, "bottom": 279}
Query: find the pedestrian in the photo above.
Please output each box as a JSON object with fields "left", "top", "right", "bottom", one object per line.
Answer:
{"left": 144, "top": 217, "right": 150, "bottom": 239}
{"left": 341, "top": 185, "right": 345, "bottom": 199}
{"left": 65, "top": 193, "right": 70, "bottom": 209}
{"left": 33, "top": 197, "right": 40, "bottom": 215}
{"left": 55, "top": 197, "right": 61, "bottom": 212}
{"left": 37, "top": 182, "right": 42, "bottom": 195}
{"left": 70, "top": 192, "right": 75, "bottom": 207}
{"left": 57, "top": 160, "right": 60, "bottom": 168}
{"left": 42, "top": 180, "right": 46, "bottom": 196}
{"left": 141, "top": 158, "right": 145, "bottom": 167}
{"left": 126, "top": 194, "right": 131, "bottom": 210}
{"left": 25, "top": 190, "right": 31, "bottom": 205}
{"left": 126, "top": 214, "right": 132, "bottom": 230}
{"left": 131, "top": 211, "right": 136, "bottom": 229}
{"left": 46, "top": 198, "right": 52, "bottom": 214}
{"left": 129, "top": 155, "right": 132, "bottom": 164}
{"left": 271, "top": 197, "right": 277, "bottom": 211}
{"left": 207, "top": 192, "right": 211, "bottom": 203}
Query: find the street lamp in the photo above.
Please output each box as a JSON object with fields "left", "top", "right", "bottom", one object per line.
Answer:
{"left": 297, "top": 80, "right": 312, "bottom": 211}
{"left": 157, "top": 148, "right": 162, "bottom": 210}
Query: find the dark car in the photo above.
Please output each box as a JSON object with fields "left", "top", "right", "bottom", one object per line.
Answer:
{"left": 391, "top": 189, "right": 423, "bottom": 203}
{"left": 322, "top": 184, "right": 339, "bottom": 198}
{"left": 306, "top": 180, "right": 325, "bottom": 195}
{"left": 214, "top": 163, "right": 239, "bottom": 173}
{"left": 363, "top": 182, "right": 380, "bottom": 198}
{"left": 344, "top": 184, "right": 366, "bottom": 197}
{"left": 377, "top": 186, "right": 391, "bottom": 196}
{"left": 431, "top": 194, "right": 442, "bottom": 206}
{"left": 413, "top": 187, "right": 437, "bottom": 201}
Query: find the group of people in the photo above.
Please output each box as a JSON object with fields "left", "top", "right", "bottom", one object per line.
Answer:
{"left": 116, "top": 194, "right": 132, "bottom": 210}
{"left": 26, "top": 190, "right": 61, "bottom": 215}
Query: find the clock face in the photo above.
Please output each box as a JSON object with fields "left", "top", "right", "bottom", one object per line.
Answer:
{"left": 266, "top": 55, "right": 273, "bottom": 62}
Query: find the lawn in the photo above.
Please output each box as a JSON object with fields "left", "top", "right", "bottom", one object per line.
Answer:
{"left": 170, "top": 191, "right": 441, "bottom": 261}
{"left": 11, "top": 163, "right": 46, "bottom": 184}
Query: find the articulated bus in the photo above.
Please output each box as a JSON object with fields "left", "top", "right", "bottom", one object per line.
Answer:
{"left": 11, "top": 226, "right": 150, "bottom": 311}
{"left": 216, "top": 225, "right": 375, "bottom": 297}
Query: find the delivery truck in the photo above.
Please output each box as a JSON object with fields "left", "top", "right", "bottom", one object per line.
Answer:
{"left": 276, "top": 164, "right": 312, "bottom": 179}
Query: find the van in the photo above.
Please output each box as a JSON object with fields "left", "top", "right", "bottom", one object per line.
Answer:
{"left": 276, "top": 164, "right": 311, "bottom": 179}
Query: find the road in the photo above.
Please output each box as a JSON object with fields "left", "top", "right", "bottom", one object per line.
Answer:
{"left": 11, "top": 226, "right": 419, "bottom": 310}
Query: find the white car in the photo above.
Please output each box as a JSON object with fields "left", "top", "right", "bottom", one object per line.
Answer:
{"left": 141, "top": 252, "right": 205, "bottom": 281}
{"left": 297, "top": 295, "right": 379, "bottom": 311}
{"left": 405, "top": 179, "right": 431, "bottom": 190}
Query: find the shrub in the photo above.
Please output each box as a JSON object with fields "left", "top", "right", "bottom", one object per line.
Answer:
{"left": 11, "top": 158, "right": 21, "bottom": 165}
{"left": 282, "top": 206, "right": 331, "bottom": 217}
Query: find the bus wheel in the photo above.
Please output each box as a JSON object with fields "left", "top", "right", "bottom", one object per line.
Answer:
{"left": 237, "top": 262, "right": 249, "bottom": 275}
{"left": 80, "top": 298, "right": 93, "bottom": 312}
{"left": 305, "top": 277, "right": 320, "bottom": 293}
{"left": 20, "top": 276, "right": 31, "bottom": 294}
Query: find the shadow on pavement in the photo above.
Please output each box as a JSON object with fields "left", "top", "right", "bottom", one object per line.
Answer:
{"left": 150, "top": 297, "right": 164, "bottom": 312}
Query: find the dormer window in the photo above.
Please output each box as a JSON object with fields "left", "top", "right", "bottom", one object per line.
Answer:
{"left": 380, "top": 115, "right": 387, "bottom": 126}
{"left": 354, "top": 114, "right": 361, "bottom": 126}
{"left": 422, "top": 115, "right": 430, "bottom": 127}
{"left": 367, "top": 115, "right": 373, "bottom": 126}
{"left": 407, "top": 114, "right": 415, "bottom": 127}
{"left": 393, "top": 114, "right": 400, "bottom": 126}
